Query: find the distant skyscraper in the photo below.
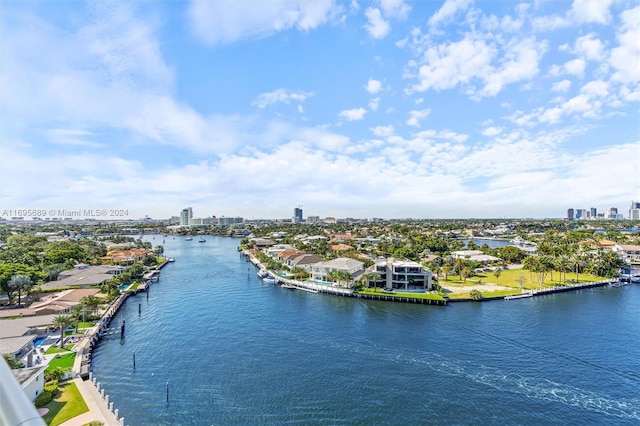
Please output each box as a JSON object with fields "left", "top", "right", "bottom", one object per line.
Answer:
{"left": 180, "top": 207, "right": 193, "bottom": 226}
{"left": 567, "top": 208, "right": 574, "bottom": 220}
{"left": 294, "top": 207, "right": 303, "bottom": 223}
{"left": 590, "top": 207, "right": 597, "bottom": 218}
{"left": 630, "top": 201, "right": 640, "bottom": 220}
{"left": 611, "top": 207, "right": 618, "bottom": 214}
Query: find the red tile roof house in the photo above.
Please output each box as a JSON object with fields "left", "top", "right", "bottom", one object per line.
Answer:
{"left": 100, "top": 248, "right": 151, "bottom": 266}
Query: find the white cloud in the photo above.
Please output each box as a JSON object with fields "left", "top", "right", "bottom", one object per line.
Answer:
{"left": 368, "top": 97, "right": 380, "bottom": 111}
{"left": 252, "top": 88, "right": 313, "bottom": 108}
{"left": 563, "top": 58, "right": 586, "bottom": 77}
{"left": 364, "top": 7, "right": 390, "bottom": 39}
{"left": 573, "top": 33, "right": 606, "bottom": 61}
{"left": 365, "top": 79, "right": 382, "bottom": 94}
{"left": 609, "top": 6, "right": 640, "bottom": 84}
{"left": 406, "top": 109, "right": 431, "bottom": 127}
{"left": 481, "top": 126, "right": 503, "bottom": 137}
{"left": 551, "top": 79, "right": 572, "bottom": 92}
{"left": 339, "top": 107, "right": 367, "bottom": 121}
{"left": 379, "top": 0, "right": 411, "bottom": 20}
{"left": 187, "top": 0, "right": 339, "bottom": 45}
{"left": 371, "top": 125, "right": 394, "bottom": 137}
{"left": 410, "top": 36, "right": 495, "bottom": 93}
{"left": 428, "top": 0, "right": 472, "bottom": 31}
{"left": 568, "top": 0, "right": 614, "bottom": 25}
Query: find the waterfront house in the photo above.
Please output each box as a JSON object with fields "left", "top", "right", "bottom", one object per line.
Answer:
{"left": 290, "top": 254, "right": 323, "bottom": 271}
{"left": 365, "top": 258, "right": 433, "bottom": 291}
{"left": 311, "top": 258, "right": 364, "bottom": 284}
{"left": 42, "top": 265, "right": 124, "bottom": 289}
{"left": 100, "top": 248, "right": 151, "bottom": 265}
{"left": 12, "top": 365, "right": 47, "bottom": 402}
{"left": 612, "top": 244, "right": 640, "bottom": 264}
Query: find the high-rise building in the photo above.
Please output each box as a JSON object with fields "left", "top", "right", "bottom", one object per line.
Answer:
{"left": 567, "top": 208, "right": 574, "bottom": 220}
{"left": 180, "top": 207, "right": 193, "bottom": 226}
{"left": 307, "top": 215, "right": 320, "bottom": 223}
{"left": 630, "top": 201, "right": 640, "bottom": 220}
{"left": 294, "top": 207, "right": 303, "bottom": 223}
{"left": 590, "top": 207, "right": 597, "bottom": 218}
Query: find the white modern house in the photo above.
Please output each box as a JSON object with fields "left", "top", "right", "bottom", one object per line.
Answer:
{"left": 311, "top": 258, "right": 364, "bottom": 284}
{"left": 612, "top": 244, "right": 640, "bottom": 264}
{"left": 366, "top": 258, "right": 433, "bottom": 291}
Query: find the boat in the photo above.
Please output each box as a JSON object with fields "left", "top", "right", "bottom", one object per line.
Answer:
{"left": 281, "top": 283, "right": 296, "bottom": 290}
{"left": 263, "top": 277, "right": 277, "bottom": 284}
{"left": 257, "top": 269, "right": 268, "bottom": 278}
{"left": 198, "top": 236, "right": 206, "bottom": 243}
{"left": 168, "top": 258, "right": 175, "bottom": 262}
{"left": 185, "top": 235, "right": 193, "bottom": 241}
{"left": 298, "top": 287, "right": 319, "bottom": 294}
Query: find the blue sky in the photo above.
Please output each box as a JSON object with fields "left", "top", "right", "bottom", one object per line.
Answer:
{"left": 1, "top": 0, "right": 638, "bottom": 220}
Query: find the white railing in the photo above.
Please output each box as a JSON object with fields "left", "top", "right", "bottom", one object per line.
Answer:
{"left": 0, "top": 358, "right": 46, "bottom": 426}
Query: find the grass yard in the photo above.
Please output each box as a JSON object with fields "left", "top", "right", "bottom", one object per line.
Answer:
{"left": 45, "top": 345, "right": 74, "bottom": 355}
{"left": 439, "top": 268, "right": 608, "bottom": 299}
{"left": 42, "top": 381, "right": 89, "bottom": 426}
{"left": 45, "top": 353, "right": 76, "bottom": 372}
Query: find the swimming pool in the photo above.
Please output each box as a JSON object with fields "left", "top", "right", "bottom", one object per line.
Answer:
{"left": 33, "top": 336, "right": 48, "bottom": 347}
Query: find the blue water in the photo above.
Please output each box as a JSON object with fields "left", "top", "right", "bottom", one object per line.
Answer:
{"left": 91, "top": 236, "right": 640, "bottom": 425}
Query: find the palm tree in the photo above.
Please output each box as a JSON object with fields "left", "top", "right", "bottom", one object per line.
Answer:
{"left": 442, "top": 265, "right": 451, "bottom": 282}
{"left": 8, "top": 274, "right": 32, "bottom": 307}
{"left": 570, "top": 254, "right": 586, "bottom": 283}
{"left": 493, "top": 269, "right": 501, "bottom": 285}
{"left": 460, "top": 267, "right": 471, "bottom": 283}
{"left": 365, "top": 272, "right": 381, "bottom": 291}
{"left": 555, "top": 255, "right": 570, "bottom": 283}
{"left": 53, "top": 314, "right": 75, "bottom": 348}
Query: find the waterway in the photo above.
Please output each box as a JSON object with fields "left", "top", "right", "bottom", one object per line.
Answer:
{"left": 91, "top": 236, "right": 640, "bottom": 425}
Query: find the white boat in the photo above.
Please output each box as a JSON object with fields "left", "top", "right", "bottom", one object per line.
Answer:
{"left": 185, "top": 236, "right": 193, "bottom": 241}
{"left": 257, "top": 269, "right": 268, "bottom": 278}
{"left": 198, "top": 236, "right": 206, "bottom": 243}
{"left": 168, "top": 258, "right": 175, "bottom": 262}
{"left": 281, "top": 283, "right": 296, "bottom": 290}
{"left": 263, "top": 277, "right": 277, "bottom": 284}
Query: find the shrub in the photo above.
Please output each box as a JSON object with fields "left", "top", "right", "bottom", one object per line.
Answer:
{"left": 44, "top": 380, "right": 58, "bottom": 394}
{"left": 470, "top": 289, "right": 483, "bottom": 300}
{"left": 34, "top": 390, "right": 52, "bottom": 407}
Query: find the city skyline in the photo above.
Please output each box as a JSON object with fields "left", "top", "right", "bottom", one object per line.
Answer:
{"left": 1, "top": 1, "right": 639, "bottom": 219}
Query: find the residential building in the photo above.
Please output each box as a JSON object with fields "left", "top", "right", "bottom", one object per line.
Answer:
{"left": 42, "top": 265, "right": 124, "bottom": 289}
{"left": 180, "top": 207, "right": 193, "bottom": 226}
{"left": 12, "top": 366, "right": 47, "bottom": 402}
{"left": 218, "top": 216, "right": 244, "bottom": 227}
{"left": 307, "top": 215, "right": 320, "bottom": 223}
{"left": 612, "top": 244, "right": 640, "bottom": 264}
{"left": 366, "top": 258, "right": 433, "bottom": 291}
{"left": 451, "top": 250, "right": 500, "bottom": 263}
{"left": 311, "top": 257, "right": 364, "bottom": 284}
{"left": 100, "top": 248, "right": 151, "bottom": 265}
{"left": 629, "top": 201, "right": 640, "bottom": 220}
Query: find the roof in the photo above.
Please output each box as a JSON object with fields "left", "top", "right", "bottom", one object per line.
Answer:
{"left": 317, "top": 257, "right": 364, "bottom": 271}
{"left": 0, "top": 314, "right": 59, "bottom": 339}
{"left": 331, "top": 244, "right": 353, "bottom": 251}
{"left": 12, "top": 365, "right": 48, "bottom": 387}
{"left": 291, "top": 254, "right": 323, "bottom": 266}
{"left": 42, "top": 265, "right": 123, "bottom": 289}
{"left": 0, "top": 335, "right": 35, "bottom": 355}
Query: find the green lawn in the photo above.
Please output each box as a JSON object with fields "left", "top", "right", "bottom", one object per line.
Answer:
{"left": 439, "top": 267, "right": 609, "bottom": 299}
{"left": 42, "top": 381, "right": 89, "bottom": 426}
{"left": 45, "top": 353, "right": 76, "bottom": 372}
{"left": 45, "top": 345, "right": 74, "bottom": 355}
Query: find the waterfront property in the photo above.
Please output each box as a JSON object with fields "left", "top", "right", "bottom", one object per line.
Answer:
{"left": 310, "top": 257, "right": 364, "bottom": 283}
{"left": 42, "top": 265, "right": 125, "bottom": 290}
{"left": 366, "top": 258, "right": 433, "bottom": 291}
